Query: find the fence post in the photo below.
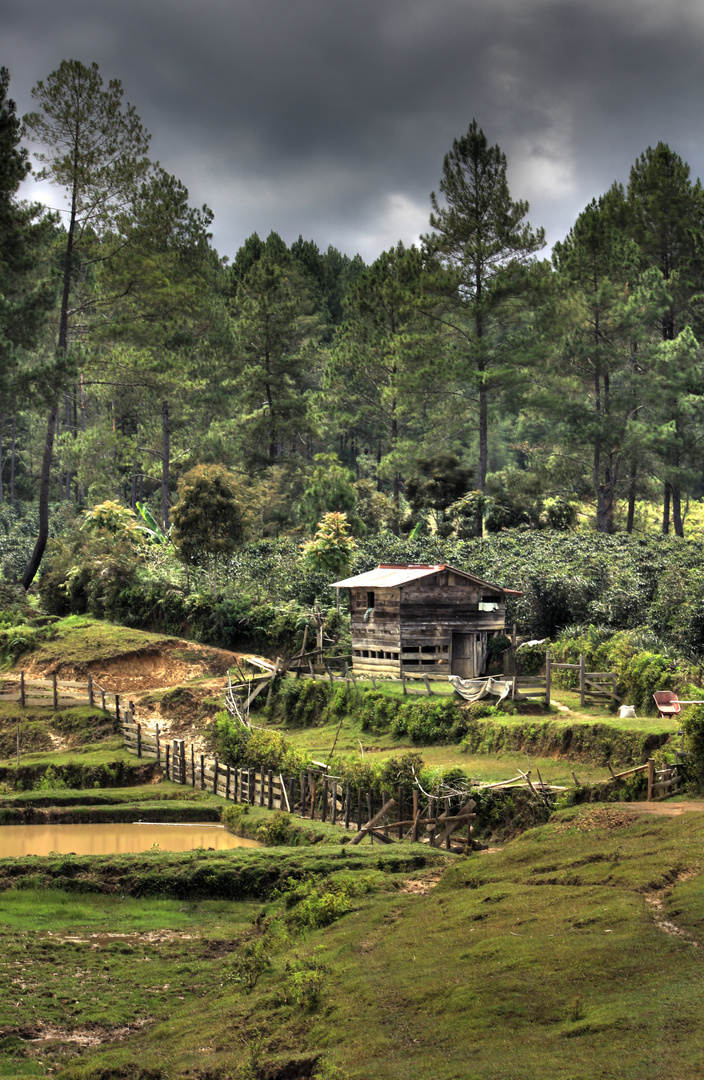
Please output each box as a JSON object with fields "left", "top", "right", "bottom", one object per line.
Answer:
{"left": 213, "top": 756, "right": 219, "bottom": 795}
{"left": 259, "top": 769, "right": 265, "bottom": 807}
{"left": 180, "top": 741, "right": 186, "bottom": 785}
{"left": 288, "top": 776, "right": 295, "bottom": 813}
{"left": 101, "top": 689, "right": 106, "bottom": 712}
{"left": 137, "top": 723, "right": 142, "bottom": 758}
{"left": 267, "top": 770, "right": 273, "bottom": 810}
{"left": 322, "top": 777, "right": 328, "bottom": 822}
{"left": 300, "top": 772, "right": 306, "bottom": 817}
{"left": 115, "top": 695, "right": 120, "bottom": 723}
{"left": 249, "top": 768, "right": 256, "bottom": 805}
{"left": 20, "top": 671, "right": 25, "bottom": 708}
{"left": 155, "top": 724, "right": 160, "bottom": 767}
{"left": 165, "top": 745, "right": 170, "bottom": 780}
{"left": 344, "top": 782, "right": 351, "bottom": 829}
{"left": 200, "top": 754, "right": 205, "bottom": 790}
{"left": 647, "top": 758, "right": 655, "bottom": 802}
{"left": 87, "top": 673, "right": 94, "bottom": 708}
{"left": 579, "top": 654, "right": 586, "bottom": 708}
{"left": 310, "top": 775, "right": 317, "bottom": 819}
{"left": 545, "top": 653, "right": 551, "bottom": 707}
{"left": 412, "top": 789, "right": 419, "bottom": 843}
{"left": 401, "top": 668, "right": 407, "bottom": 695}
{"left": 225, "top": 764, "right": 231, "bottom": 800}
{"left": 332, "top": 781, "right": 337, "bottom": 825}
{"left": 52, "top": 673, "right": 58, "bottom": 711}
{"left": 357, "top": 787, "right": 363, "bottom": 832}
{"left": 191, "top": 744, "right": 195, "bottom": 787}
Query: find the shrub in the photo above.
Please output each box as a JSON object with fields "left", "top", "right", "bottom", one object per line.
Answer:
{"left": 221, "top": 803, "right": 250, "bottom": 831}
{"left": 212, "top": 712, "right": 251, "bottom": 766}
{"left": 684, "top": 704, "right": 704, "bottom": 791}
{"left": 257, "top": 810, "right": 294, "bottom": 845}
{"left": 278, "top": 956, "right": 328, "bottom": 1010}
{"left": 241, "top": 729, "right": 305, "bottom": 774}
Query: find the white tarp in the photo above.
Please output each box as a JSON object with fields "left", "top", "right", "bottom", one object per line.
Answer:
{"left": 448, "top": 675, "right": 513, "bottom": 704}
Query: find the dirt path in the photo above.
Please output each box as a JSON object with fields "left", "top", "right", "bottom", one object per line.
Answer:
{"left": 629, "top": 801, "right": 704, "bottom": 815}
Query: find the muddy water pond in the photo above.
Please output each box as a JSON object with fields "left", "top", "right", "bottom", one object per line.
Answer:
{"left": 0, "top": 823, "right": 261, "bottom": 857}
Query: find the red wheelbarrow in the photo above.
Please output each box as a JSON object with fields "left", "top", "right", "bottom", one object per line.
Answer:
{"left": 653, "top": 690, "right": 704, "bottom": 719}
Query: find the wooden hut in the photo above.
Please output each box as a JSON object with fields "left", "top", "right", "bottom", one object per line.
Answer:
{"left": 331, "top": 564, "right": 521, "bottom": 680}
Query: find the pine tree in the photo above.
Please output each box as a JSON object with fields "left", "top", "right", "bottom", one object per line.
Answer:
{"left": 0, "top": 67, "right": 57, "bottom": 501}
{"left": 22, "top": 60, "right": 152, "bottom": 586}
{"left": 426, "top": 119, "right": 545, "bottom": 525}
{"left": 551, "top": 190, "right": 640, "bottom": 532}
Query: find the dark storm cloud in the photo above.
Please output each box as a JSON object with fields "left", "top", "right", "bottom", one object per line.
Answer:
{"left": 5, "top": 0, "right": 704, "bottom": 261}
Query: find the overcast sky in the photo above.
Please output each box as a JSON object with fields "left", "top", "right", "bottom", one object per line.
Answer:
{"left": 5, "top": 0, "right": 704, "bottom": 264}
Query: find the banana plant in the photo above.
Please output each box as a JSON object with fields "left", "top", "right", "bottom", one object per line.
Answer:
{"left": 135, "top": 502, "right": 171, "bottom": 545}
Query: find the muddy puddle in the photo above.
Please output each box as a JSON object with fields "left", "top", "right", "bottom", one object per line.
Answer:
{"left": 0, "top": 823, "right": 260, "bottom": 857}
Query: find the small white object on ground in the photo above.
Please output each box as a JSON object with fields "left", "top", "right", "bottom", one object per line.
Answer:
{"left": 619, "top": 705, "right": 636, "bottom": 719}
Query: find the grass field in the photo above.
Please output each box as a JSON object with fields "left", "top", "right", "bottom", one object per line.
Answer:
{"left": 2, "top": 805, "right": 701, "bottom": 1079}
{"left": 0, "top": 615, "right": 700, "bottom": 1078}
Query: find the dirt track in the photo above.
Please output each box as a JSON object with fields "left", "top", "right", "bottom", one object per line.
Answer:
{"left": 629, "top": 801, "right": 704, "bottom": 815}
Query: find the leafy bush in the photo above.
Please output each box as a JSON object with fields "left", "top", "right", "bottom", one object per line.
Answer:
{"left": 684, "top": 705, "right": 704, "bottom": 791}
{"left": 283, "top": 879, "right": 352, "bottom": 929}
{"left": 221, "top": 803, "right": 250, "bottom": 832}
{"left": 278, "top": 955, "right": 328, "bottom": 1009}
{"left": 257, "top": 810, "right": 295, "bottom": 845}
{"left": 389, "top": 698, "right": 467, "bottom": 744}
{"left": 516, "top": 639, "right": 548, "bottom": 675}
{"left": 33, "top": 766, "right": 67, "bottom": 791}
{"left": 242, "top": 729, "right": 305, "bottom": 774}
{"left": 211, "top": 712, "right": 251, "bottom": 766}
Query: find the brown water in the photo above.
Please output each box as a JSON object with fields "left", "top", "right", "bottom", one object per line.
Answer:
{"left": 0, "top": 823, "right": 261, "bottom": 857}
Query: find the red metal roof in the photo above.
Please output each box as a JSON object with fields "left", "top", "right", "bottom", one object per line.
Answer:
{"left": 330, "top": 563, "right": 522, "bottom": 596}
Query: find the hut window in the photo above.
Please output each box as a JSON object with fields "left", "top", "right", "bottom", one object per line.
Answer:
{"left": 366, "top": 592, "right": 375, "bottom": 608}
{"left": 478, "top": 595, "right": 499, "bottom": 611}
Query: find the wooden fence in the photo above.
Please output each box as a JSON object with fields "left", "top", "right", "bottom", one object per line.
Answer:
{"left": 546, "top": 653, "right": 619, "bottom": 707}
{"left": 121, "top": 715, "right": 477, "bottom": 848}
{"left": 1, "top": 671, "right": 122, "bottom": 717}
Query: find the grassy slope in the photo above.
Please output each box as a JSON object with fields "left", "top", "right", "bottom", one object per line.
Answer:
{"left": 15, "top": 805, "right": 700, "bottom": 1080}
{"left": 11, "top": 616, "right": 173, "bottom": 668}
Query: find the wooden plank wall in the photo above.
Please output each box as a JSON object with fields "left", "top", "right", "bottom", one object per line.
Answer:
{"left": 349, "top": 573, "right": 507, "bottom": 677}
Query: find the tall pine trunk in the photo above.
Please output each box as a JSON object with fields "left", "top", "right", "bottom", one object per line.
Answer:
{"left": 21, "top": 406, "right": 58, "bottom": 589}
{"left": 22, "top": 149, "right": 77, "bottom": 588}
{"left": 662, "top": 482, "right": 671, "bottom": 534}
{"left": 161, "top": 399, "right": 170, "bottom": 531}
{"left": 626, "top": 459, "right": 637, "bottom": 533}
{"left": 10, "top": 414, "right": 15, "bottom": 506}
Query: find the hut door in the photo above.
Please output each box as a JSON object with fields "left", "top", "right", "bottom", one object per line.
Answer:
{"left": 451, "top": 633, "right": 488, "bottom": 679}
{"left": 451, "top": 634, "right": 476, "bottom": 679}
